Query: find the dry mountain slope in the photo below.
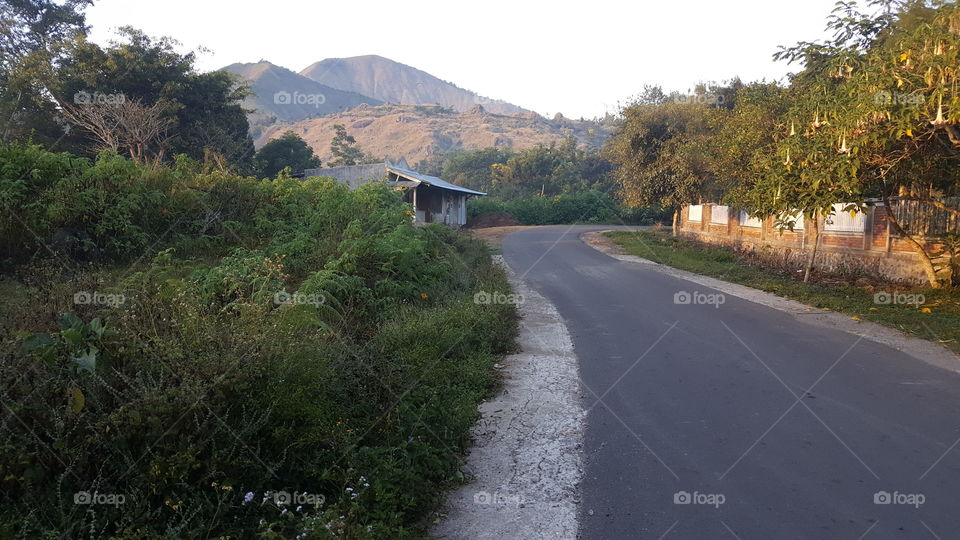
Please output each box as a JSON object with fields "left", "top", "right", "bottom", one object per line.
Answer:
{"left": 300, "top": 55, "right": 528, "bottom": 116}
{"left": 259, "top": 103, "right": 611, "bottom": 165}
{"left": 222, "top": 61, "right": 382, "bottom": 134}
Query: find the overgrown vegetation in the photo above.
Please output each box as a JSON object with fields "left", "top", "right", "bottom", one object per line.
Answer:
{"left": 607, "top": 230, "right": 960, "bottom": 353}
{"left": 467, "top": 191, "right": 670, "bottom": 226}
{"left": 440, "top": 140, "right": 667, "bottom": 225}
{"left": 0, "top": 144, "right": 518, "bottom": 538}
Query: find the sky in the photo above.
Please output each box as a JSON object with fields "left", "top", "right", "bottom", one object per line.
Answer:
{"left": 85, "top": 0, "right": 840, "bottom": 119}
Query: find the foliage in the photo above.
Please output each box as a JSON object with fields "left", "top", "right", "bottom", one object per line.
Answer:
{"left": 467, "top": 190, "right": 669, "bottom": 225}
{"left": 604, "top": 82, "right": 744, "bottom": 227}
{"left": 606, "top": 2, "right": 960, "bottom": 284}
{"left": 255, "top": 131, "right": 321, "bottom": 178}
{"left": 329, "top": 124, "right": 374, "bottom": 167}
{"left": 0, "top": 0, "right": 93, "bottom": 146}
{"left": 44, "top": 27, "right": 256, "bottom": 170}
{"left": 0, "top": 146, "right": 519, "bottom": 537}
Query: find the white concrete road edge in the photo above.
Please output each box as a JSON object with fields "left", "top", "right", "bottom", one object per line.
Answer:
{"left": 431, "top": 255, "right": 585, "bottom": 539}
{"left": 582, "top": 230, "right": 960, "bottom": 373}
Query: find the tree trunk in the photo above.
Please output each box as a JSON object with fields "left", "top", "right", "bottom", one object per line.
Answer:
{"left": 803, "top": 212, "right": 820, "bottom": 283}
{"left": 672, "top": 208, "right": 680, "bottom": 236}
{"left": 883, "top": 197, "right": 941, "bottom": 288}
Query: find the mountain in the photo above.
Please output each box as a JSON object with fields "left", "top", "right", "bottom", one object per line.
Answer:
{"left": 256, "top": 103, "right": 612, "bottom": 166}
{"left": 221, "top": 61, "right": 382, "bottom": 135}
{"left": 299, "top": 55, "right": 528, "bottom": 116}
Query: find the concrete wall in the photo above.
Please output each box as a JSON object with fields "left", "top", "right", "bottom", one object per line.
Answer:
{"left": 303, "top": 163, "right": 386, "bottom": 190}
{"left": 679, "top": 204, "right": 938, "bottom": 285}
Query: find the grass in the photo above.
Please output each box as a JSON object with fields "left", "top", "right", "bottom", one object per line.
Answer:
{"left": 606, "top": 230, "right": 960, "bottom": 354}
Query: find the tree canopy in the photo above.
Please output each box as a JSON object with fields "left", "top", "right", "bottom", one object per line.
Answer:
{"left": 255, "top": 131, "right": 321, "bottom": 178}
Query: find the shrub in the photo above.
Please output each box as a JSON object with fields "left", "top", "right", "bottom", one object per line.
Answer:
{"left": 0, "top": 147, "right": 519, "bottom": 538}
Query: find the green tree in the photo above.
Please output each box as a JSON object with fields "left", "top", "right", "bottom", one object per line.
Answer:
{"left": 441, "top": 147, "right": 514, "bottom": 191}
{"left": 51, "top": 28, "right": 256, "bottom": 171}
{"left": 329, "top": 124, "right": 370, "bottom": 167}
{"left": 255, "top": 131, "right": 321, "bottom": 178}
{"left": 0, "top": 0, "right": 92, "bottom": 145}
{"left": 605, "top": 86, "right": 726, "bottom": 233}
{"left": 739, "top": 0, "right": 960, "bottom": 285}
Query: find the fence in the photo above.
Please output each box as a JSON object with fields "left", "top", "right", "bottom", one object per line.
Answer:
{"left": 891, "top": 197, "right": 960, "bottom": 237}
{"left": 677, "top": 200, "right": 959, "bottom": 284}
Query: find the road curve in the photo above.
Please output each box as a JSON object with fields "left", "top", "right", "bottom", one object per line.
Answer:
{"left": 501, "top": 225, "right": 960, "bottom": 539}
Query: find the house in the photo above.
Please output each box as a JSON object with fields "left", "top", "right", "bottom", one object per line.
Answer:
{"left": 302, "top": 160, "right": 486, "bottom": 228}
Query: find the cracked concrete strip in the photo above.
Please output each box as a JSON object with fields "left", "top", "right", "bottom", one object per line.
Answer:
{"left": 582, "top": 230, "right": 960, "bottom": 373}
{"left": 431, "top": 255, "right": 584, "bottom": 539}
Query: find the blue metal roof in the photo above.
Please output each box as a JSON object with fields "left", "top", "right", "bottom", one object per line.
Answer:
{"left": 386, "top": 162, "right": 487, "bottom": 196}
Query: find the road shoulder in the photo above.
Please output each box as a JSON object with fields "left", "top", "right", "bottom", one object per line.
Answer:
{"left": 431, "top": 255, "right": 585, "bottom": 539}
{"left": 582, "top": 230, "right": 960, "bottom": 373}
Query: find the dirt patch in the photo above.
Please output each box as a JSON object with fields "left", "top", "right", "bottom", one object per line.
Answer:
{"left": 468, "top": 226, "right": 534, "bottom": 249}
{"left": 581, "top": 230, "right": 628, "bottom": 256}
{"left": 467, "top": 212, "right": 521, "bottom": 229}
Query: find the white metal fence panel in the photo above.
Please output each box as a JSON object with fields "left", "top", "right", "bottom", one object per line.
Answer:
{"left": 824, "top": 203, "right": 865, "bottom": 233}
{"left": 776, "top": 211, "right": 804, "bottom": 230}
{"left": 738, "top": 210, "right": 763, "bottom": 227}
{"left": 711, "top": 205, "right": 730, "bottom": 224}
{"left": 688, "top": 204, "right": 703, "bottom": 221}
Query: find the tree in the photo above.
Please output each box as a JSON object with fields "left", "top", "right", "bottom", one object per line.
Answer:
{"left": 50, "top": 28, "right": 256, "bottom": 171}
{"left": 441, "top": 147, "right": 514, "bottom": 191}
{"left": 605, "top": 86, "right": 728, "bottom": 234}
{"left": 255, "top": 131, "right": 321, "bottom": 178}
{"left": 60, "top": 97, "right": 172, "bottom": 163}
{"left": 329, "top": 124, "right": 371, "bottom": 167}
{"left": 0, "top": 0, "right": 92, "bottom": 146}
{"left": 750, "top": 0, "right": 960, "bottom": 286}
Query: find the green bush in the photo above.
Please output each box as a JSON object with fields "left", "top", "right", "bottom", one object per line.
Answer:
{"left": 466, "top": 189, "right": 668, "bottom": 225}
{"left": 0, "top": 145, "right": 519, "bottom": 538}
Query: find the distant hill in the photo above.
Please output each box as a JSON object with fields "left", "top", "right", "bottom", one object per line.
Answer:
{"left": 299, "top": 55, "right": 528, "bottom": 116}
{"left": 257, "top": 103, "right": 612, "bottom": 166}
{"left": 221, "top": 61, "right": 382, "bottom": 137}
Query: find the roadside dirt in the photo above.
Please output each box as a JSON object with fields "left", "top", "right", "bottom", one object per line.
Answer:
{"left": 466, "top": 212, "right": 521, "bottom": 229}
{"left": 468, "top": 226, "right": 536, "bottom": 249}
{"left": 431, "top": 255, "right": 585, "bottom": 539}
{"left": 581, "top": 230, "right": 628, "bottom": 256}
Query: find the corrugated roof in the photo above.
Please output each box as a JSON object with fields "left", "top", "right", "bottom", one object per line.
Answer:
{"left": 386, "top": 162, "right": 487, "bottom": 196}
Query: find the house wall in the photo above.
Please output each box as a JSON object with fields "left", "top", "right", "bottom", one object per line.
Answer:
{"left": 303, "top": 163, "right": 386, "bottom": 190}
{"left": 411, "top": 186, "right": 470, "bottom": 228}
{"left": 678, "top": 204, "right": 943, "bottom": 284}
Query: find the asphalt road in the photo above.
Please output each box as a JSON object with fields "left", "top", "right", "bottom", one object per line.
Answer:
{"left": 501, "top": 225, "right": 960, "bottom": 539}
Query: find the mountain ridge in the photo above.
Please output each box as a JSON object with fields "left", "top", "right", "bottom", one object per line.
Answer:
{"left": 299, "top": 55, "right": 529, "bottom": 115}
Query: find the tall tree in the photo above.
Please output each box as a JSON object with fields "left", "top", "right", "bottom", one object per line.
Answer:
{"left": 50, "top": 28, "right": 256, "bottom": 171}
{"left": 0, "top": 0, "right": 93, "bottom": 145}
{"left": 746, "top": 0, "right": 960, "bottom": 286}
{"left": 605, "top": 86, "right": 728, "bottom": 233}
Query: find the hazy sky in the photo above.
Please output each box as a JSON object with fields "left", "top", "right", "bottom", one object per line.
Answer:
{"left": 85, "top": 0, "right": 839, "bottom": 119}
